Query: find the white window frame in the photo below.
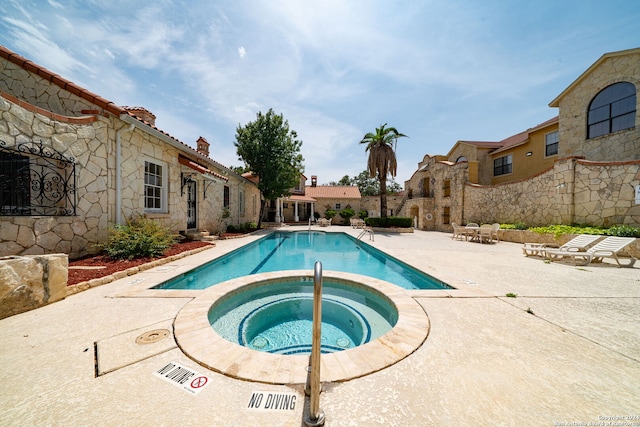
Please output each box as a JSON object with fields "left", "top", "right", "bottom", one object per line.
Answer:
{"left": 545, "top": 131, "right": 559, "bottom": 157}
{"left": 144, "top": 158, "right": 168, "bottom": 213}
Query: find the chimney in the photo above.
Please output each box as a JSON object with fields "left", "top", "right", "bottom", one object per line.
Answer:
{"left": 124, "top": 106, "right": 156, "bottom": 126}
{"left": 196, "top": 136, "right": 210, "bottom": 157}
{"left": 311, "top": 175, "right": 317, "bottom": 187}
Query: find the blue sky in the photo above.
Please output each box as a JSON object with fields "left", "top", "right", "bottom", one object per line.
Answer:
{"left": 1, "top": 1, "right": 639, "bottom": 184}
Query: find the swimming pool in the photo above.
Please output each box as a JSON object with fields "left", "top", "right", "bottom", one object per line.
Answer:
{"left": 155, "top": 231, "right": 451, "bottom": 290}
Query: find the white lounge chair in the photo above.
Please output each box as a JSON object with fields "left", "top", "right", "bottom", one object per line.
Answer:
{"left": 545, "top": 236, "right": 637, "bottom": 267}
{"left": 522, "top": 234, "right": 602, "bottom": 257}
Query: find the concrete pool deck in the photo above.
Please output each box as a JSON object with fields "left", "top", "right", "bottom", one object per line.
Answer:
{"left": 1, "top": 227, "right": 638, "bottom": 426}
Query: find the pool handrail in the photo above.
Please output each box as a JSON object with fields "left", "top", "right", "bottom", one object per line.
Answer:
{"left": 305, "top": 261, "right": 326, "bottom": 426}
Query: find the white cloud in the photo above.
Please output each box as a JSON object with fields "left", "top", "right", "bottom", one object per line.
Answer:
{"left": 238, "top": 46, "right": 246, "bottom": 58}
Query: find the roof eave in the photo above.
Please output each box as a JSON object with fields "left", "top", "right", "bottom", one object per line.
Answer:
{"left": 549, "top": 47, "right": 640, "bottom": 107}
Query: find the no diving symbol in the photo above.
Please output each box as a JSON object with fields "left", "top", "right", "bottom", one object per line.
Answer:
{"left": 190, "top": 376, "right": 208, "bottom": 389}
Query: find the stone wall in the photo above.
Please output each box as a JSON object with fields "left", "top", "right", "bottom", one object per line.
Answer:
{"left": 0, "top": 96, "right": 111, "bottom": 258}
{"left": 0, "top": 58, "right": 98, "bottom": 117}
{"left": 360, "top": 195, "right": 403, "bottom": 218}
{"left": 463, "top": 158, "right": 640, "bottom": 227}
{"left": 1, "top": 78, "right": 260, "bottom": 258}
{"left": 0, "top": 254, "right": 68, "bottom": 320}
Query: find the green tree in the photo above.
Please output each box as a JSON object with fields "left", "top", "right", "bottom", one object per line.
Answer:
{"left": 327, "top": 175, "right": 352, "bottom": 186}
{"left": 235, "top": 109, "right": 304, "bottom": 228}
{"left": 359, "top": 124, "right": 407, "bottom": 217}
{"left": 352, "top": 170, "right": 379, "bottom": 196}
{"left": 386, "top": 176, "right": 403, "bottom": 194}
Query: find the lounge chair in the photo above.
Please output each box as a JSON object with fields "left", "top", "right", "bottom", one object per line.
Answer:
{"left": 545, "top": 236, "right": 637, "bottom": 267}
{"left": 522, "top": 234, "right": 602, "bottom": 257}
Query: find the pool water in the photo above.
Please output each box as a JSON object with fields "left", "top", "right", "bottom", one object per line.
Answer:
{"left": 208, "top": 279, "right": 398, "bottom": 354}
{"left": 156, "top": 231, "right": 450, "bottom": 290}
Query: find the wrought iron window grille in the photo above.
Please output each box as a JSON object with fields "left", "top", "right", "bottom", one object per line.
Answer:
{"left": 0, "top": 139, "right": 77, "bottom": 216}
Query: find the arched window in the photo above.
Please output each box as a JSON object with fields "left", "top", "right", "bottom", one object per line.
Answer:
{"left": 587, "top": 82, "right": 636, "bottom": 138}
{"left": 456, "top": 156, "right": 467, "bottom": 163}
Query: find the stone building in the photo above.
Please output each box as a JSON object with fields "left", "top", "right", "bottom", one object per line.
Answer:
{"left": 401, "top": 47, "right": 640, "bottom": 230}
{"left": 0, "top": 46, "right": 260, "bottom": 258}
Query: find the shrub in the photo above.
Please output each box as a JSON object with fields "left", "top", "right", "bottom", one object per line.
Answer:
{"left": 226, "top": 222, "right": 258, "bottom": 234}
{"left": 100, "top": 215, "right": 178, "bottom": 260}
{"left": 529, "top": 224, "right": 606, "bottom": 239}
{"left": 324, "top": 209, "right": 337, "bottom": 219}
{"left": 607, "top": 225, "right": 640, "bottom": 237}
{"left": 339, "top": 208, "right": 355, "bottom": 221}
{"left": 358, "top": 210, "right": 368, "bottom": 220}
{"left": 365, "top": 216, "right": 413, "bottom": 228}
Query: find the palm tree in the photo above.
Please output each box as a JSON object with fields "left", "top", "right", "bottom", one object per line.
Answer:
{"left": 359, "top": 124, "right": 407, "bottom": 218}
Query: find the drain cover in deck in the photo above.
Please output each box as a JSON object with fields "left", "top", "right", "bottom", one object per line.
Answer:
{"left": 136, "top": 329, "right": 170, "bottom": 345}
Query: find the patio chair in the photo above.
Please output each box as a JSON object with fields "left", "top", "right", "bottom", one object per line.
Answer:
{"left": 491, "top": 223, "right": 500, "bottom": 242}
{"left": 479, "top": 224, "right": 494, "bottom": 243}
{"left": 451, "top": 223, "right": 467, "bottom": 240}
{"left": 545, "top": 236, "right": 637, "bottom": 267}
{"left": 464, "top": 223, "right": 480, "bottom": 242}
{"left": 522, "top": 234, "right": 602, "bottom": 257}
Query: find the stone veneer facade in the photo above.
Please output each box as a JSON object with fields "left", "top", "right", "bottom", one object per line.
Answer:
{"left": 0, "top": 49, "right": 260, "bottom": 259}
{"left": 551, "top": 49, "right": 640, "bottom": 161}
{"left": 401, "top": 48, "right": 640, "bottom": 231}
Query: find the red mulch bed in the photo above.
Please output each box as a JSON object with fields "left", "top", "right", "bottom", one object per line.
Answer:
{"left": 67, "top": 240, "right": 214, "bottom": 286}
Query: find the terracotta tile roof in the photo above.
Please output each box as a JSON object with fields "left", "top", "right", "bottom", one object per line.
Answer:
{"left": 457, "top": 141, "right": 504, "bottom": 149}
{"left": 491, "top": 116, "right": 558, "bottom": 155}
{"left": 178, "top": 155, "right": 228, "bottom": 181}
{"left": 0, "top": 45, "right": 125, "bottom": 117}
{"left": 305, "top": 186, "right": 361, "bottom": 199}
{"left": 287, "top": 194, "right": 317, "bottom": 202}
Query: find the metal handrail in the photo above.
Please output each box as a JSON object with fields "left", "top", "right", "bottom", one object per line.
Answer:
{"left": 304, "top": 261, "right": 325, "bottom": 426}
{"left": 356, "top": 227, "right": 374, "bottom": 241}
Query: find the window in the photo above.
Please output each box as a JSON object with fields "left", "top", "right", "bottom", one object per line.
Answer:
{"left": 253, "top": 194, "right": 257, "bottom": 215}
{"left": 144, "top": 160, "right": 167, "bottom": 212}
{"left": 239, "top": 189, "right": 245, "bottom": 215}
{"left": 494, "top": 154, "right": 512, "bottom": 176}
{"left": 0, "top": 152, "right": 31, "bottom": 215}
{"left": 442, "top": 180, "right": 451, "bottom": 197}
{"left": 1, "top": 140, "right": 77, "bottom": 216}
{"left": 442, "top": 206, "right": 450, "bottom": 225}
{"left": 223, "top": 185, "right": 230, "bottom": 208}
{"left": 456, "top": 156, "right": 467, "bottom": 163}
{"left": 545, "top": 131, "right": 559, "bottom": 157}
{"left": 335, "top": 203, "right": 341, "bottom": 210}
{"left": 422, "top": 177, "right": 431, "bottom": 198}
{"left": 588, "top": 82, "right": 636, "bottom": 139}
